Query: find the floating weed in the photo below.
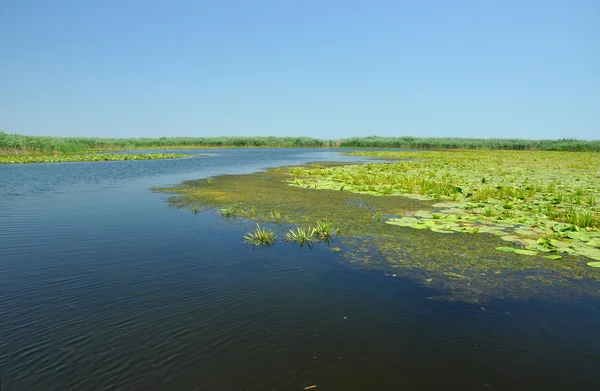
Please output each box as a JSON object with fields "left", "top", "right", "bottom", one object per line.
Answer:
{"left": 244, "top": 224, "right": 277, "bottom": 247}
{"left": 192, "top": 205, "right": 199, "bottom": 214}
{"left": 0, "top": 153, "right": 191, "bottom": 164}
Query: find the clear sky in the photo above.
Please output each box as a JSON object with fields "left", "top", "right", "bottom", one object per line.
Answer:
{"left": 1, "top": 0, "right": 598, "bottom": 139}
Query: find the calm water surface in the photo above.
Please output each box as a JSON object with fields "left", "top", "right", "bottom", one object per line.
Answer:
{"left": 1, "top": 149, "right": 599, "bottom": 390}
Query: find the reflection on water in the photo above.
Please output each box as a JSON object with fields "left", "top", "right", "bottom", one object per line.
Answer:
{"left": 1, "top": 149, "right": 599, "bottom": 390}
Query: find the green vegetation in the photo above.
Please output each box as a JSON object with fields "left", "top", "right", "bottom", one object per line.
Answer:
{"left": 285, "top": 227, "right": 316, "bottom": 248}
{"left": 313, "top": 220, "right": 338, "bottom": 241}
{"left": 288, "top": 150, "right": 600, "bottom": 261}
{"left": 338, "top": 136, "right": 600, "bottom": 151}
{"left": 0, "top": 131, "right": 327, "bottom": 154}
{"left": 244, "top": 224, "right": 277, "bottom": 247}
{"left": 0, "top": 152, "right": 191, "bottom": 164}
{"left": 283, "top": 221, "right": 339, "bottom": 247}
{"left": 220, "top": 203, "right": 242, "bottom": 218}
{"left": 154, "top": 156, "right": 600, "bottom": 302}
{"left": 2, "top": 130, "right": 600, "bottom": 154}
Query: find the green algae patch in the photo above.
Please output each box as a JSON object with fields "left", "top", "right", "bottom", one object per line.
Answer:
{"left": 154, "top": 158, "right": 600, "bottom": 302}
{"left": 287, "top": 150, "right": 600, "bottom": 262}
{"left": 0, "top": 153, "right": 192, "bottom": 164}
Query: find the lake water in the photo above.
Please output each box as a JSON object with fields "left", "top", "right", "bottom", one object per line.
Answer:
{"left": 1, "top": 149, "right": 599, "bottom": 390}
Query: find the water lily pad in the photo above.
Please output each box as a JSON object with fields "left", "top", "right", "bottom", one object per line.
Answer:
{"left": 513, "top": 249, "right": 537, "bottom": 256}
{"left": 544, "top": 255, "right": 563, "bottom": 260}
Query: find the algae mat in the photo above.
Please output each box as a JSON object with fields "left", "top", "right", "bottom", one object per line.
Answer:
{"left": 155, "top": 152, "right": 600, "bottom": 302}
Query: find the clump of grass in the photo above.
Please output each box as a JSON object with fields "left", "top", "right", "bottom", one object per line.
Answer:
{"left": 244, "top": 224, "right": 277, "bottom": 247}
{"left": 192, "top": 205, "right": 199, "bottom": 214}
{"left": 270, "top": 209, "right": 283, "bottom": 222}
{"left": 482, "top": 207, "right": 495, "bottom": 217}
{"left": 220, "top": 202, "right": 242, "bottom": 218}
{"left": 373, "top": 212, "right": 383, "bottom": 222}
{"left": 566, "top": 207, "right": 597, "bottom": 228}
{"left": 285, "top": 226, "right": 315, "bottom": 248}
{"left": 248, "top": 206, "right": 258, "bottom": 217}
{"left": 313, "top": 220, "right": 338, "bottom": 241}
{"left": 206, "top": 178, "right": 213, "bottom": 185}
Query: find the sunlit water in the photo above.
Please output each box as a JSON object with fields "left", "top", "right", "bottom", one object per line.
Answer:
{"left": 1, "top": 149, "right": 599, "bottom": 390}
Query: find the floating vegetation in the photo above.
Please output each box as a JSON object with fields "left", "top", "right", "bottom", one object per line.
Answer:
{"left": 0, "top": 153, "right": 191, "bottom": 164}
{"left": 244, "top": 224, "right": 277, "bottom": 247}
{"left": 154, "top": 154, "right": 600, "bottom": 302}
{"left": 287, "top": 150, "right": 600, "bottom": 261}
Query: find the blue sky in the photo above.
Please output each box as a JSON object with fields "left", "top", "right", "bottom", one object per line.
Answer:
{"left": 1, "top": 0, "right": 598, "bottom": 139}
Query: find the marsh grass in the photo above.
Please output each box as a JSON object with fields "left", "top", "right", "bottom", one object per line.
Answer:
{"left": 244, "top": 224, "right": 277, "bottom": 247}
{"left": 285, "top": 227, "right": 315, "bottom": 248}
{"left": 313, "top": 220, "right": 338, "bottom": 241}
{"left": 269, "top": 209, "right": 283, "bottom": 222}
{"left": 220, "top": 202, "right": 242, "bottom": 218}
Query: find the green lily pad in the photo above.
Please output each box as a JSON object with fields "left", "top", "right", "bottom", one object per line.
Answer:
{"left": 544, "top": 255, "right": 563, "bottom": 260}
{"left": 513, "top": 249, "right": 538, "bottom": 256}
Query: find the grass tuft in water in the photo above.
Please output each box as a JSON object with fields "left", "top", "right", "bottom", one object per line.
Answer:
{"left": 313, "top": 220, "right": 338, "bottom": 241}
{"left": 285, "top": 226, "right": 315, "bottom": 248}
{"left": 244, "top": 224, "right": 277, "bottom": 247}
{"left": 270, "top": 209, "right": 283, "bottom": 222}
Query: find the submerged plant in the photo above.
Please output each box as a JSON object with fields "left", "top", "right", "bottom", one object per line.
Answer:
{"left": 244, "top": 224, "right": 277, "bottom": 247}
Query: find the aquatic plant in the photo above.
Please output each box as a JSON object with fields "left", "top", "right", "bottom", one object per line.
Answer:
{"left": 286, "top": 150, "right": 600, "bottom": 260}
{"left": 270, "top": 209, "right": 283, "bottom": 222}
{"left": 313, "top": 220, "right": 338, "bottom": 241}
{"left": 220, "top": 203, "right": 242, "bottom": 218}
{"left": 244, "top": 224, "right": 277, "bottom": 247}
{"left": 0, "top": 152, "right": 191, "bottom": 164}
{"left": 155, "top": 156, "right": 600, "bottom": 300}
{"left": 192, "top": 205, "right": 199, "bottom": 214}
{"left": 285, "top": 226, "right": 315, "bottom": 248}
